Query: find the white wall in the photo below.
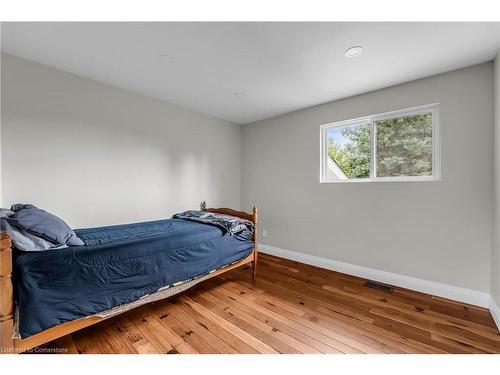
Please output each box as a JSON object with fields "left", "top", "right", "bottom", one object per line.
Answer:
{"left": 242, "top": 62, "right": 494, "bottom": 293}
{"left": 1, "top": 53, "right": 242, "bottom": 228}
{"left": 2, "top": 51, "right": 497, "bottom": 298}
{"left": 493, "top": 52, "right": 500, "bottom": 307}
{"left": 0, "top": 50, "right": 2, "bottom": 207}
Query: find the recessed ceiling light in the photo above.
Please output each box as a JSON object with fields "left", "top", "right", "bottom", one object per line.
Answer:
{"left": 344, "top": 46, "right": 364, "bottom": 58}
{"left": 233, "top": 92, "right": 245, "bottom": 98}
{"left": 158, "top": 54, "right": 172, "bottom": 63}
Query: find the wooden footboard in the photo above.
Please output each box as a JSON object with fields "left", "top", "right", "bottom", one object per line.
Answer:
{"left": 0, "top": 202, "right": 258, "bottom": 353}
{"left": 0, "top": 232, "right": 14, "bottom": 354}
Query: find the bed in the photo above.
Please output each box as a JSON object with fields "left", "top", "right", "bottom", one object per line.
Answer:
{"left": 0, "top": 202, "right": 258, "bottom": 353}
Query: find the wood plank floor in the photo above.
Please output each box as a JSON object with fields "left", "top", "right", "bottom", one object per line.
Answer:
{"left": 42, "top": 253, "right": 500, "bottom": 354}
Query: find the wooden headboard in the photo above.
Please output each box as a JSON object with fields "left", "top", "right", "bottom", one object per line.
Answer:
{"left": 200, "top": 201, "right": 258, "bottom": 225}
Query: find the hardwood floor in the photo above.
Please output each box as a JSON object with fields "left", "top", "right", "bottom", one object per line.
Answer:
{"left": 43, "top": 253, "right": 500, "bottom": 354}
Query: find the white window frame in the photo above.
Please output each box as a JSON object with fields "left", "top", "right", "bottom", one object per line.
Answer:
{"left": 320, "top": 103, "right": 441, "bottom": 183}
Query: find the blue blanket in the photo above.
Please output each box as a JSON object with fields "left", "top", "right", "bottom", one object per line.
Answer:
{"left": 14, "top": 218, "right": 254, "bottom": 338}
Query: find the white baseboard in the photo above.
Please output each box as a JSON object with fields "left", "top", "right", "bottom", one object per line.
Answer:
{"left": 259, "top": 243, "right": 491, "bottom": 308}
{"left": 490, "top": 297, "right": 500, "bottom": 330}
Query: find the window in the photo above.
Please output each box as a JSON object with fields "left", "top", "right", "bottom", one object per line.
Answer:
{"left": 320, "top": 104, "right": 440, "bottom": 183}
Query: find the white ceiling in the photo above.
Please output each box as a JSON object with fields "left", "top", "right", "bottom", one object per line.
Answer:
{"left": 2, "top": 22, "right": 500, "bottom": 124}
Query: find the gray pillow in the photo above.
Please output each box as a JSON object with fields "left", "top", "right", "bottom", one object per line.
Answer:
{"left": 0, "top": 208, "right": 15, "bottom": 232}
{"left": 2, "top": 220, "right": 67, "bottom": 252}
{"left": 6, "top": 204, "right": 84, "bottom": 246}
{"left": 0, "top": 208, "right": 14, "bottom": 219}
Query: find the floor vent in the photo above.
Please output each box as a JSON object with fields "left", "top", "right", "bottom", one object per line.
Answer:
{"left": 364, "top": 280, "right": 394, "bottom": 293}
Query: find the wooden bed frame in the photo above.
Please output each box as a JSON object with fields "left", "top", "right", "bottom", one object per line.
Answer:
{"left": 0, "top": 202, "right": 258, "bottom": 353}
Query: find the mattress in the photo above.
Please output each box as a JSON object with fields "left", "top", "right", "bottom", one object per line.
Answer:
{"left": 13, "top": 218, "right": 254, "bottom": 338}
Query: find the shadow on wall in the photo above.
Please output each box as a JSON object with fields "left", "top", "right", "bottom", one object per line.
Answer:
{"left": 3, "top": 114, "right": 231, "bottom": 228}
{"left": 1, "top": 54, "right": 241, "bottom": 228}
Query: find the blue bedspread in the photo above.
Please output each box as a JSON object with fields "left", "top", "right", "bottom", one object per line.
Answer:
{"left": 14, "top": 218, "right": 254, "bottom": 338}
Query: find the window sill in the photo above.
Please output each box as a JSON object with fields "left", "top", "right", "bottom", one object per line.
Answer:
{"left": 320, "top": 176, "right": 441, "bottom": 184}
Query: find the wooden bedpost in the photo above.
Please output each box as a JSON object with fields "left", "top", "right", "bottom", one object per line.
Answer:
{"left": 0, "top": 232, "right": 14, "bottom": 354}
{"left": 252, "top": 206, "right": 258, "bottom": 279}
